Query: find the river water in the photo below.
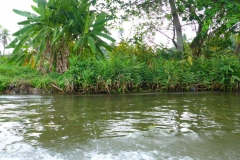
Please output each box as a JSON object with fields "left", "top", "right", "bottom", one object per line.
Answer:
{"left": 0, "top": 92, "right": 240, "bottom": 160}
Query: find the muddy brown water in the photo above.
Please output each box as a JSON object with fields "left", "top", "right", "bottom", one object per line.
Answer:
{"left": 0, "top": 92, "right": 240, "bottom": 160}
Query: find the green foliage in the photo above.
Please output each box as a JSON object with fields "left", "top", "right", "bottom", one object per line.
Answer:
{"left": 0, "top": 55, "right": 60, "bottom": 92}
{"left": 66, "top": 53, "right": 144, "bottom": 93}
{"left": 59, "top": 46, "right": 240, "bottom": 93}
{"left": 1, "top": 44, "right": 240, "bottom": 93}
{"left": 191, "top": 55, "right": 240, "bottom": 91}
{"left": 0, "top": 76, "right": 10, "bottom": 91}
{"left": 8, "top": 0, "right": 115, "bottom": 73}
{"left": 0, "top": 62, "right": 41, "bottom": 91}
{"left": 99, "top": 0, "right": 240, "bottom": 56}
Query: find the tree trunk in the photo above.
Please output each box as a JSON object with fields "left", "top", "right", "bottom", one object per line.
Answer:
{"left": 190, "top": 23, "right": 205, "bottom": 56}
{"left": 169, "top": 0, "right": 183, "bottom": 52}
{"left": 56, "top": 47, "right": 69, "bottom": 74}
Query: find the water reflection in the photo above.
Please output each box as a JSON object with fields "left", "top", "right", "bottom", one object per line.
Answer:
{"left": 0, "top": 92, "right": 240, "bottom": 159}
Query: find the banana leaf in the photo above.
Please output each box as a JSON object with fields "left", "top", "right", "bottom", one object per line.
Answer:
{"left": 13, "top": 9, "right": 38, "bottom": 18}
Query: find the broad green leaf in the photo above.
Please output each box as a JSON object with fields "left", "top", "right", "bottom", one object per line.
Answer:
{"left": 92, "top": 18, "right": 113, "bottom": 30}
{"left": 39, "top": 38, "right": 46, "bottom": 54}
{"left": 226, "top": 23, "right": 232, "bottom": 29}
{"left": 27, "top": 17, "right": 41, "bottom": 23}
{"left": 88, "top": 35, "right": 96, "bottom": 54}
{"left": 8, "top": 52, "right": 22, "bottom": 63}
{"left": 52, "top": 25, "right": 67, "bottom": 44}
{"left": 68, "top": 19, "right": 74, "bottom": 26}
{"left": 74, "top": 36, "right": 84, "bottom": 51}
{"left": 18, "top": 20, "right": 31, "bottom": 25}
{"left": 16, "top": 52, "right": 27, "bottom": 65}
{"left": 92, "top": 13, "right": 113, "bottom": 32}
{"left": 94, "top": 36, "right": 112, "bottom": 50}
{"left": 91, "top": 31, "right": 116, "bottom": 42}
{"left": 36, "top": 0, "right": 47, "bottom": 19}
{"left": 80, "top": 17, "right": 85, "bottom": 28}
{"left": 34, "top": 38, "right": 46, "bottom": 66}
{"left": 89, "top": 14, "right": 96, "bottom": 28}
{"left": 71, "top": 6, "right": 84, "bottom": 28}
{"left": 31, "top": 5, "right": 40, "bottom": 14}
{"left": 52, "top": 27, "right": 60, "bottom": 44}
{"left": 48, "top": 0, "right": 55, "bottom": 7}
{"left": 31, "top": 28, "right": 47, "bottom": 45}
{"left": 78, "top": 0, "right": 90, "bottom": 13}
{"left": 12, "top": 32, "right": 34, "bottom": 55}
{"left": 93, "top": 12, "right": 106, "bottom": 26}
{"left": 6, "top": 38, "right": 19, "bottom": 48}
{"left": 34, "top": 38, "right": 46, "bottom": 67}
{"left": 84, "top": 8, "right": 90, "bottom": 34}
{"left": 13, "top": 24, "right": 37, "bottom": 36}
{"left": 96, "top": 12, "right": 106, "bottom": 21}
{"left": 13, "top": 9, "right": 38, "bottom": 18}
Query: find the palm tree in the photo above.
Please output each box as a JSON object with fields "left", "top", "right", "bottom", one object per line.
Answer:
{"left": 0, "top": 26, "right": 11, "bottom": 55}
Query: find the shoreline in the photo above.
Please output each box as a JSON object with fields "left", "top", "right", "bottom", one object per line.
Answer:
{"left": 2, "top": 82, "right": 239, "bottom": 95}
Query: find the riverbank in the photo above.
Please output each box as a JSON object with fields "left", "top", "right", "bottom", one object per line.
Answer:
{"left": 1, "top": 53, "right": 240, "bottom": 94}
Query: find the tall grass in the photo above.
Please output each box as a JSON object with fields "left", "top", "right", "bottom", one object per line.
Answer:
{"left": 62, "top": 51, "right": 240, "bottom": 93}
{"left": 1, "top": 43, "right": 240, "bottom": 93}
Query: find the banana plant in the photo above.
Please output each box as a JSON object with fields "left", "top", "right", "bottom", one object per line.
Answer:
{"left": 7, "top": 0, "right": 54, "bottom": 70}
{"left": 72, "top": 4, "right": 116, "bottom": 57}
{"left": 7, "top": 0, "right": 115, "bottom": 73}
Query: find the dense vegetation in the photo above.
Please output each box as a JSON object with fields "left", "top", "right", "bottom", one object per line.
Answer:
{"left": 0, "top": 0, "right": 240, "bottom": 94}
{"left": 1, "top": 42, "right": 240, "bottom": 93}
